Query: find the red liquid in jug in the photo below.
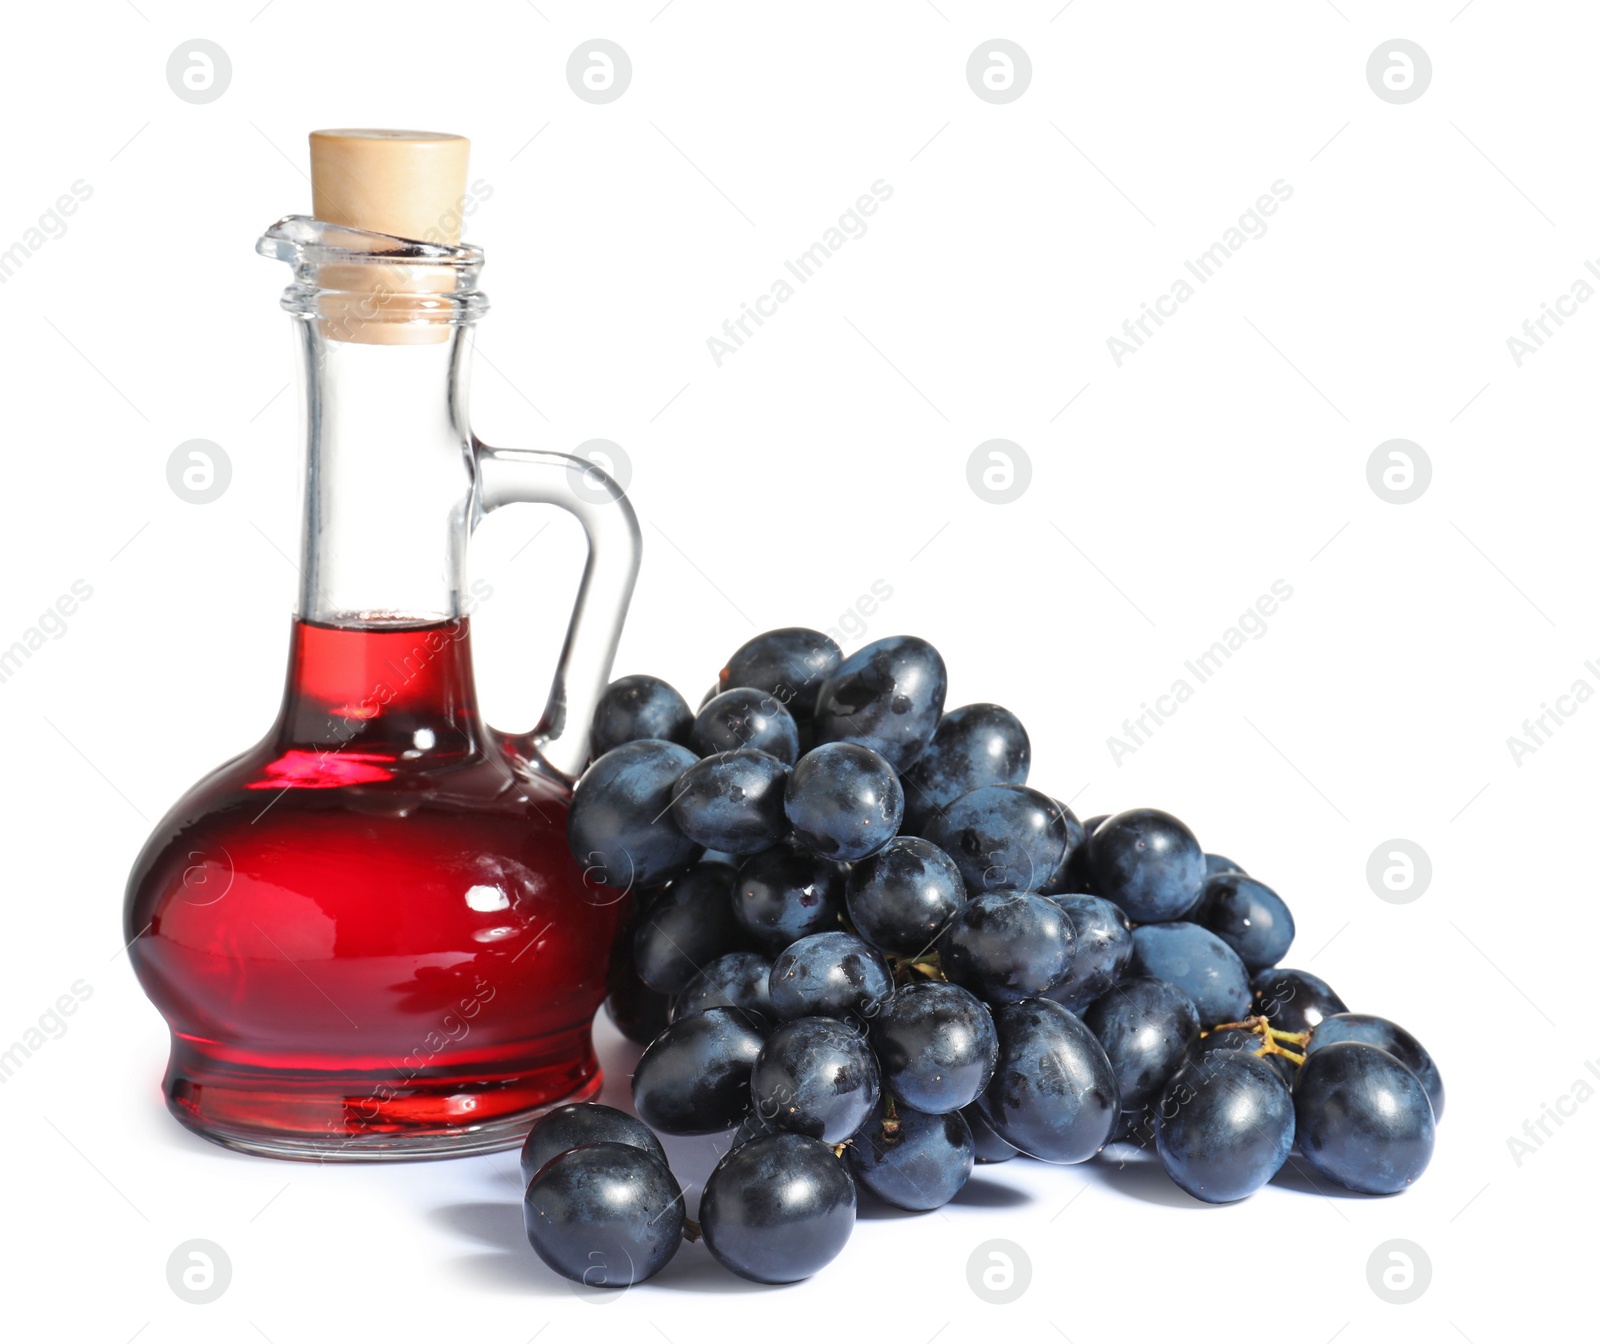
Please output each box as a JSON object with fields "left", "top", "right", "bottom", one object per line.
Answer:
{"left": 125, "top": 617, "right": 624, "bottom": 1158}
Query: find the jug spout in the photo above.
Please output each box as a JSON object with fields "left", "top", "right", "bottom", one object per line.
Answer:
{"left": 259, "top": 216, "right": 487, "bottom": 345}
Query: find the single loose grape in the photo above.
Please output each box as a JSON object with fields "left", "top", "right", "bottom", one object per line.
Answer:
{"left": 699, "top": 1132, "right": 856, "bottom": 1283}
{"left": 520, "top": 1103, "right": 668, "bottom": 1188}
{"left": 523, "top": 1143, "right": 684, "bottom": 1287}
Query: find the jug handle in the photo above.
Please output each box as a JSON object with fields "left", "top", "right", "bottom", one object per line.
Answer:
{"left": 472, "top": 441, "right": 642, "bottom": 782}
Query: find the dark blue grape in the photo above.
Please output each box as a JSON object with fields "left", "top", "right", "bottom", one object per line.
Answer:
{"left": 720, "top": 628, "right": 842, "bottom": 726}
{"left": 900, "top": 704, "right": 1030, "bottom": 832}
{"left": 961, "top": 1101, "right": 1018, "bottom": 1163}
{"left": 750, "top": 1016, "right": 880, "bottom": 1144}
{"left": 846, "top": 1100, "right": 974, "bottom": 1211}
{"left": 978, "top": 998, "right": 1119, "bottom": 1163}
{"left": 605, "top": 905, "right": 672, "bottom": 1044}
{"left": 1085, "top": 808, "right": 1206, "bottom": 922}
{"left": 812, "top": 635, "right": 947, "bottom": 772}
{"left": 631, "top": 1006, "right": 768, "bottom": 1135}
{"left": 591, "top": 675, "right": 692, "bottom": 756}
{"left": 568, "top": 740, "right": 703, "bottom": 887}
{"left": 631, "top": 862, "right": 744, "bottom": 995}
{"left": 699, "top": 1132, "right": 856, "bottom": 1283}
{"left": 1307, "top": 1013, "right": 1444, "bottom": 1120}
{"left": 670, "top": 749, "right": 791, "bottom": 856}
{"left": 1205, "top": 853, "right": 1244, "bottom": 878}
{"left": 604, "top": 985, "right": 672, "bottom": 1046}
{"left": 1251, "top": 966, "right": 1347, "bottom": 1034}
{"left": 1048, "top": 827, "right": 1100, "bottom": 897}
{"left": 1043, "top": 894, "right": 1133, "bottom": 1013}
{"left": 845, "top": 836, "right": 966, "bottom": 958}
{"left": 768, "top": 931, "right": 893, "bottom": 1022}
{"left": 1156, "top": 1053, "right": 1294, "bottom": 1203}
{"left": 1037, "top": 812, "right": 1089, "bottom": 897}
{"left": 690, "top": 688, "right": 801, "bottom": 764}
{"left": 1084, "top": 977, "right": 1200, "bottom": 1111}
{"left": 1294, "top": 1041, "right": 1435, "bottom": 1194}
{"left": 520, "top": 1103, "right": 669, "bottom": 1188}
{"left": 671, "top": 950, "right": 775, "bottom": 1022}
{"left": 1199, "top": 1027, "right": 1297, "bottom": 1085}
{"left": 1130, "top": 922, "right": 1252, "bottom": 1027}
{"left": 937, "top": 891, "right": 1076, "bottom": 1004}
{"left": 523, "top": 1143, "right": 684, "bottom": 1287}
{"left": 922, "top": 784, "right": 1078, "bottom": 895}
{"left": 1194, "top": 872, "right": 1295, "bottom": 971}
{"left": 732, "top": 840, "right": 848, "bottom": 954}
{"left": 784, "top": 742, "right": 903, "bottom": 861}
{"left": 870, "top": 981, "right": 998, "bottom": 1115}
{"left": 1083, "top": 815, "right": 1109, "bottom": 835}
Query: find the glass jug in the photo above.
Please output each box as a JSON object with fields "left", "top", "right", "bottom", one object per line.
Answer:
{"left": 123, "top": 166, "right": 641, "bottom": 1160}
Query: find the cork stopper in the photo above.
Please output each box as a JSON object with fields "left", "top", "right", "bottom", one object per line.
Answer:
{"left": 308, "top": 129, "right": 472, "bottom": 344}
{"left": 310, "top": 129, "right": 471, "bottom": 245}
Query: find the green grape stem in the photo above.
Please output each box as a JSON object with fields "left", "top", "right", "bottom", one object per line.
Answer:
{"left": 1204, "top": 1014, "right": 1311, "bottom": 1066}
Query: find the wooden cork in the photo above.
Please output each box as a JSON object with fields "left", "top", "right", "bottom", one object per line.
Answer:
{"left": 310, "top": 129, "right": 471, "bottom": 244}
{"left": 308, "top": 129, "right": 472, "bottom": 344}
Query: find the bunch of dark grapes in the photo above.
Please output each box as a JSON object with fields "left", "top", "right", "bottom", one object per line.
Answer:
{"left": 521, "top": 627, "right": 1444, "bottom": 1288}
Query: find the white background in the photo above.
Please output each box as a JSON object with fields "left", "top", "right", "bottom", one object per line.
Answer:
{"left": 1, "top": 2, "right": 1592, "bottom": 1340}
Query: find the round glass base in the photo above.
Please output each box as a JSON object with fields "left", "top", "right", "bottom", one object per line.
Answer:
{"left": 163, "top": 1030, "right": 603, "bottom": 1162}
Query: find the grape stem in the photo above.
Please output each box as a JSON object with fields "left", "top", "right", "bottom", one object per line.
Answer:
{"left": 880, "top": 1093, "right": 901, "bottom": 1142}
{"left": 889, "top": 952, "right": 946, "bottom": 986}
{"left": 1204, "top": 1015, "right": 1311, "bottom": 1066}
{"left": 682, "top": 1217, "right": 702, "bottom": 1243}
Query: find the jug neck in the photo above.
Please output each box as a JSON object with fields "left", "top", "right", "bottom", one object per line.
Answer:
{"left": 278, "top": 325, "right": 487, "bottom": 755}
{"left": 292, "top": 320, "right": 477, "bottom": 626}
